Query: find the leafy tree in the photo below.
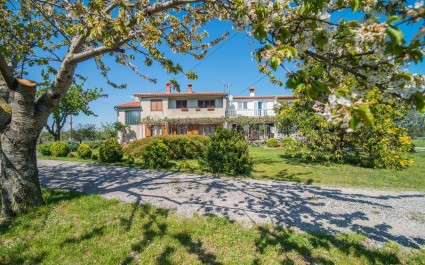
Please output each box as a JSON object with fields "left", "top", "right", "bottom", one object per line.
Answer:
{"left": 1, "top": 0, "right": 424, "bottom": 216}
{"left": 73, "top": 124, "right": 99, "bottom": 144}
{"left": 38, "top": 72, "right": 106, "bottom": 141}
{"left": 402, "top": 113, "right": 425, "bottom": 138}
{"left": 101, "top": 122, "right": 129, "bottom": 139}
{"left": 277, "top": 82, "right": 414, "bottom": 170}
{"left": 234, "top": 0, "right": 425, "bottom": 127}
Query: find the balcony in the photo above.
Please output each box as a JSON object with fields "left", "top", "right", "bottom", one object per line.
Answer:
{"left": 226, "top": 109, "right": 276, "bottom": 117}
{"left": 167, "top": 107, "right": 225, "bottom": 118}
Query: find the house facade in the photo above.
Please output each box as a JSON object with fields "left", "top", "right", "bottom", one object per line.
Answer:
{"left": 226, "top": 87, "right": 294, "bottom": 140}
{"left": 115, "top": 83, "right": 294, "bottom": 142}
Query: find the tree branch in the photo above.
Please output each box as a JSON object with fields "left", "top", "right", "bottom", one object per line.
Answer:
{"left": 304, "top": 50, "right": 386, "bottom": 90}
{"left": 0, "top": 55, "right": 18, "bottom": 91}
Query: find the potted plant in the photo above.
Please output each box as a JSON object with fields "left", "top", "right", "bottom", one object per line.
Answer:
{"left": 207, "top": 106, "right": 215, "bottom": 110}
{"left": 181, "top": 107, "right": 188, "bottom": 111}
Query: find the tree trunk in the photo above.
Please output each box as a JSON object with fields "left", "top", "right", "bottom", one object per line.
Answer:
{"left": 1, "top": 132, "right": 43, "bottom": 216}
{"left": 54, "top": 131, "right": 60, "bottom": 142}
{"left": 0, "top": 79, "right": 43, "bottom": 217}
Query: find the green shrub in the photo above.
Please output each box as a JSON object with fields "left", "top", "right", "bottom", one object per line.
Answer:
{"left": 141, "top": 140, "right": 169, "bottom": 169}
{"left": 50, "top": 141, "right": 70, "bottom": 157}
{"left": 281, "top": 137, "right": 301, "bottom": 154}
{"left": 67, "top": 152, "right": 75, "bottom": 158}
{"left": 66, "top": 141, "right": 79, "bottom": 152}
{"left": 127, "top": 155, "right": 135, "bottom": 165}
{"left": 266, "top": 138, "right": 279, "bottom": 148}
{"left": 123, "top": 135, "right": 208, "bottom": 160}
{"left": 37, "top": 144, "right": 52, "bottom": 156}
{"left": 200, "top": 128, "right": 252, "bottom": 176}
{"left": 77, "top": 144, "right": 92, "bottom": 159}
{"left": 91, "top": 153, "right": 99, "bottom": 160}
{"left": 98, "top": 138, "right": 123, "bottom": 163}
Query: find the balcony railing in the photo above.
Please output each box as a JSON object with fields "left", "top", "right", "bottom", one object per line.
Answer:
{"left": 226, "top": 109, "right": 276, "bottom": 117}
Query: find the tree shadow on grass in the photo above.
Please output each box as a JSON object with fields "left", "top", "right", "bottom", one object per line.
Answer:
{"left": 42, "top": 189, "right": 83, "bottom": 205}
{"left": 174, "top": 232, "right": 222, "bottom": 265}
{"left": 271, "top": 169, "right": 313, "bottom": 184}
{"left": 61, "top": 226, "right": 105, "bottom": 246}
{"left": 255, "top": 226, "right": 401, "bottom": 265}
{"left": 121, "top": 205, "right": 170, "bottom": 265}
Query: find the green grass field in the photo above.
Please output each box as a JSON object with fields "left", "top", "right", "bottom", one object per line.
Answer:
{"left": 249, "top": 147, "right": 425, "bottom": 191}
{"left": 1, "top": 189, "right": 424, "bottom": 264}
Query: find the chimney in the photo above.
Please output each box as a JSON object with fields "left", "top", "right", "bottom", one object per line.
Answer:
{"left": 166, "top": 82, "right": 171, "bottom": 93}
{"left": 249, "top": 86, "right": 255, "bottom": 97}
{"left": 188, "top": 83, "right": 193, "bottom": 93}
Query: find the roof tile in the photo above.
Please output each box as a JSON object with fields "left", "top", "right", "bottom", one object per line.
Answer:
{"left": 115, "top": 101, "right": 141, "bottom": 108}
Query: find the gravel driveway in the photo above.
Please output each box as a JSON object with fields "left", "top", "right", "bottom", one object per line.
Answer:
{"left": 38, "top": 159, "right": 425, "bottom": 249}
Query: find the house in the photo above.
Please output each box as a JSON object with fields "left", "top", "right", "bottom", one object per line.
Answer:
{"left": 226, "top": 87, "right": 295, "bottom": 140}
{"left": 115, "top": 83, "right": 294, "bottom": 142}
{"left": 115, "top": 83, "right": 227, "bottom": 142}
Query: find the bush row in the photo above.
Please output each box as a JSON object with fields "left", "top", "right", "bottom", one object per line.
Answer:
{"left": 123, "top": 134, "right": 209, "bottom": 160}
{"left": 37, "top": 139, "right": 123, "bottom": 163}
{"left": 136, "top": 129, "right": 253, "bottom": 175}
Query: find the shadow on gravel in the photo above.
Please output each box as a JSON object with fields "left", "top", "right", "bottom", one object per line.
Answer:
{"left": 38, "top": 161, "right": 425, "bottom": 249}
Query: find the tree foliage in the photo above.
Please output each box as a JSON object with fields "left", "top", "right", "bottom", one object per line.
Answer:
{"left": 37, "top": 72, "right": 105, "bottom": 141}
{"left": 402, "top": 112, "right": 425, "bottom": 138}
{"left": 72, "top": 124, "right": 98, "bottom": 143}
{"left": 101, "top": 122, "right": 129, "bottom": 139}
{"left": 277, "top": 81, "right": 414, "bottom": 170}
{"left": 233, "top": 0, "right": 425, "bottom": 127}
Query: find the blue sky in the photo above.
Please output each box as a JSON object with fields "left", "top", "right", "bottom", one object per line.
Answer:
{"left": 50, "top": 20, "right": 292, "bottom": 128}
{"left": 26, "top": 5, "right": 425, "bottom": 129}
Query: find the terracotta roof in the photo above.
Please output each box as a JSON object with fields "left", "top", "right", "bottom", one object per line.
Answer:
{"left": 115, "top": 101, "right": 141, "bottom": 108}
{"left": 232, "top": 95, "right": 296, "bottom": 99}
{"left": 134, "top": 92, "right": 228, "bottom": 98}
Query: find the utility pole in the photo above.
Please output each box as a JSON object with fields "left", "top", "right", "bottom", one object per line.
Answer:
{"left": 223, "top": 82, "right": 232, "bottom": 94}
{"left": 69, "top": 115, "right": 73, "bottom": 141}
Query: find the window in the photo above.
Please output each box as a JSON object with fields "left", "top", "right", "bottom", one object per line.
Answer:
{"left": 150, "top": 125, "right": 164, "bottom": 136}
{"left": 199, "top": 125, "right": 216, "bottom": 136}
{"left": 176, "top": 126, "right": 188, "bottom": 135}
{"left": 238, "top": 102, "right": 248, "bottom": 109}
{"left": 198, "top": 100, "right": 215, "bottom": 108}
{"left": 150, "top": 99, "right": 163, "bottom": 111}
{"left": 125, "top": 111, "right": 141, "bottom": 125}
{"left": 176, "top": 100, "right": 187, "bottom": 109}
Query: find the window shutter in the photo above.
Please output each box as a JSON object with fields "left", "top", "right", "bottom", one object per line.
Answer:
{"left": 145, "top": 125, "right": 151, "bottom": 137}
{"left": 151, "top": 99, "right": 163, "bottom": 111}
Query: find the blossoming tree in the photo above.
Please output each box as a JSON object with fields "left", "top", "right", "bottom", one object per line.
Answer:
{"left": 1, "top": 0, "right": 424, "bottom": 216}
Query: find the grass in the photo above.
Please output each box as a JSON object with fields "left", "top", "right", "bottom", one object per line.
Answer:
{"left": 1, "top": 189, "right": 424, "bottom": 264}
{"left": 248, "top": 147, "right": 425, "bottom": 191}
{"left": 37, "top": 138, "right": 425, "bottom": 191}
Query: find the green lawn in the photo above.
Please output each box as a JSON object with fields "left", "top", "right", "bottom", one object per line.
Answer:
{"left": 1, "top": 189, "right": 424, "bottom": 264}
{"left": 249, "top": 147, "right": 425, "bottom": 191}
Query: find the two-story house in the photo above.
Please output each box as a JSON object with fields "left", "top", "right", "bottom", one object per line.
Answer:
{"left": 116, "top": 83, "right": 294, "bottom": 142}
{"left": 115, "top": 83, "right": 227, "bottom": 142}
{"left": 226, "top": 87, "right": 295, "bottom": 140}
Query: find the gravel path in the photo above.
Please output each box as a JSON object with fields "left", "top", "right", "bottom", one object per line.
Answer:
{"left": 38, "top": 159, "right": 425, "bottom": 249}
